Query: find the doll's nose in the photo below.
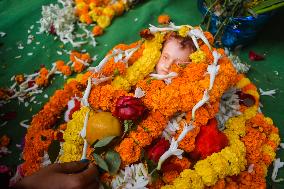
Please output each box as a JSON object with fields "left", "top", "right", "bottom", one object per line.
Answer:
{"left": 164, "top": 59, "right": 174, "bottom": 69}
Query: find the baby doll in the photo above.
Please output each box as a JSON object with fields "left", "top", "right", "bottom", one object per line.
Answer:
{"left": 156, "top": 32, "right": 196, "bottom": 75}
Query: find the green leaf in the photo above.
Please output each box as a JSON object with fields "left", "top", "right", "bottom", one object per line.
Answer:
{"left": 251, "top": 0, "right": 284, "bottom": 11}
{"left": 105, "top": 150, "right": 121, "bottom": 175}
{"left": 102, "top": 183, "right": 112, "bottom": 189}
{"left": 94, "top": 136, "right": 116, "bottom": 148}
{"left": 93, "top": 153, "right": 109, "bottom": 172}
{"left": 113, "top": 68, "right": 120, "bottom": 76}
{"left": 123, "top": 120, "right": 134, "bottom": 133}
{"left": 254, "top": 2, "right": 284, "bottom": 14}
{"left": 47, "top": 140, "right": 60, "bottom": 163}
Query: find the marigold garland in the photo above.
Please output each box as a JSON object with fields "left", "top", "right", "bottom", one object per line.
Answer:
{"left": 59, "top": 106, "right": 94, "bottom": 162}
{"left": 162, "top": 115, "right": 248, "bottom": 188}
{"left": 22, "top": 81, "right": 83, "bottom": 176}
{"left": 112, "top": 33, "right": 164, "bottom": 91}
{"left": 115, "top": 111, "right": 168, "bottom": 165}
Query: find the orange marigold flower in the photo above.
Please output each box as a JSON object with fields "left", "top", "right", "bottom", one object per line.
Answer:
{"left": 73, "top": 61, "right": 85, "bottom": 73}
{"left": 140, "top": 111, "right": 168, "bottom": 139}
{"left": 129, "top": 126, "right": 152, "bottom": 147}
{"left": 22, "top": 81, "right": 82, "bottom": 176}
{"left": 81, "top": 53, "right": 91, "bottom": 62}
{"left": 80, "top": 14, "right": 93, "bottom": 25}
{"left": 161, "top": 156, "right": 191, "bottom": 184}
{"left": 61, "top": 65, "right": 72, "bottom": 76}
{"left": 0, "top": 135, "right": 10, "bottom": 147}
{"left": 111, "top": 2, "right": 125, "bottom": 16}
{"left": 35, "top": 76, "right": 49, "bottom": 87}
{"left": 70, "top": 51, "right": 81, "bottom": 62}
{"left": 101, "top": 59, "right": 126, "bottom": 76}
{"left": 88, "top": 84, "right": 128, "bottom": 112}
{"left": 158, "top": 14, "right": 171, "bottom": 25}
{"left": 115, "top": 137, "right": 141, "bottom": 166}
{"left": 59, "top": 123, "right": 67, "bottom": 131}
{"left": 176, "top": 123, "right": 200, "bottom": 153}
{"left": 92, "top": 25, "right": 104, "bottom": 36}
{"left": 56, "top": 60, "right": 65, "bottom": 70}
{"left": 15, "top": 74, "right": 25, "bottom": 84}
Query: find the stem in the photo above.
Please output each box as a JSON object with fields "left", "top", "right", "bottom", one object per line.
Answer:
{"left": 206, "top": 15, "right": 212, "bottom": 31}
{"left": 255, "top": 2, "right": 284, "bottom": 14}
{"left": 201, "top": 0, "right": 220, "bottom": 24}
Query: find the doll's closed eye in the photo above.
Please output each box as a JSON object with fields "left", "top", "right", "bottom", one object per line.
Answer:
{"left": 162, "top": 54, "right": 169, "bottom": 60}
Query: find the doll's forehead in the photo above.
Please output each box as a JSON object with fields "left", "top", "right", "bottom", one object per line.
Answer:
{"left": 162, "top": 38, "right": 191, "bottom": 54}
{"left": 163, "top": 37, "right": 193, "bottom": 51}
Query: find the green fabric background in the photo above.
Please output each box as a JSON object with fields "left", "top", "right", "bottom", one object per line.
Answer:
{"left": 0, "top": 0, "right": 283, "bottom": 188}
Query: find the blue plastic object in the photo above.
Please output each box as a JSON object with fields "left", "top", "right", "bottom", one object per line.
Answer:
{"left": 197, "top": 0, "right": 274, "bottom": 48}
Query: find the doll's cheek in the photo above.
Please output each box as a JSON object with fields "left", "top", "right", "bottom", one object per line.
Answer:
{"left": 156, "top": 62, "right": 168, "bottom": 75}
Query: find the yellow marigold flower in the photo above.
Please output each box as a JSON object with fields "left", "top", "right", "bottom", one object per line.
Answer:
{"left": 89, "top": 2, "right": 96, "bottom": 10}
{"left": 225, "top": 116, "right": 246, "bottom": 137}
{"left": 245, "top": 90, "right": 260, "bottom": 100}
{"left": 89, "top": 10, "right": 99, "bottom": 21}
{"left": 229, "top": 141, "right": 247, "bottom": 171}
{"left": 182, "top": 170, "right": 204, "bottom": 189}
{"left": 264, "top": 117, "right": 273, "bottom": 125}
{"left": 67, "top": 73, "right": 84, "bottom": 83}
{"left": 112, "top": 2, "right": 125, "bottom": 16}
{"left": 161, "top": 186, "right": 175, "bottom": 189}
{"left": 59, "top": 107, "right": 93, "bottom": 163}
{"left": 178, "top": 26, "right": 190, "bottom": 37}
{"left": 97, "top": 15, "right": 111, "bottom": 28}
{"left": 189, "top": 50, "right": 207, "bottom": 64}
{"left": 112, "top": 33, "right": 164, "bottom": 91}
{"left": 220, "top": 147, "right": 242, "bottom": 176}
{"left": 76, "top": 2, "right": 87, "bottom": 10}
{"left": 236, "top": 77, "right": 250, "bottom": 88}
{"left": 102, "top": 7, "right": 115, "bottom": 19}
{"left": 262, "top": 144, "right": 276, "bottom": 159}
{"left": 79, "top": 14, "right": 92, "bottom": 24}
{"left": 207, "top": 153, "right": 230, "bottom": 179}
{"left": 171, "top": 177, "right": 191, "bottom": 189}
{"left": 243, "top": 106, "right": 258, "bottom": 119}
{"left": 269, "top": 133, "right": 280, "bottom": 145}
{"left": 194, "top": 160, "right": 218, "bottom": 186}
{"left": 224, "top": 130, "right": 240, "bottom": 144}
{"left": 60, "top": 143, "right": 82, "bottom": 162}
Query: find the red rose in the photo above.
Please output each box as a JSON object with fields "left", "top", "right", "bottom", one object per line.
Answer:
{"left": 148, "top": 138, "right": 170, "bottom": 163}
{"left": 113, "top": 96, "right": 146, "bottom": 120}
{"left": 190, "top": 118, "right": 228, "bottom": 160}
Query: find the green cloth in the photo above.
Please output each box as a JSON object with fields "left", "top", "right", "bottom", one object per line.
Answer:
{"left": 0, "top": 0, "right": 283, "bottom": 187}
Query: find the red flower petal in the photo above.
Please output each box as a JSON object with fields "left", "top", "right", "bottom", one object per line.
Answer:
{"left": 49, "top": 24, "right": 56, "bottom": 35}
{"left": 68, "top": 98, "right": 81, "bottom": 120}
{"left": 249, "top": 51, "right": 265, "bottom": 61}
{"left": 114, "top": 96, "right": 146, "bottom": 120}
{"left": 148, "top": 138, "right": 170, "bottom": 163}
{"left": 190, "top": 118, "right": 228, "bottom": 160}
{"left": 28, "top": 80, "right": 35, "bottom": 88}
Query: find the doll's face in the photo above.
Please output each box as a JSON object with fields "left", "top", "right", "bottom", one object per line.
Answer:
{"left": 156, "top": 38, "right": 194, "bottom": 75}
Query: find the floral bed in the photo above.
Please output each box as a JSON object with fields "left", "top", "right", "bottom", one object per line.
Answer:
{"left": 16, "top": 23, "right": 282, "bottom": 189}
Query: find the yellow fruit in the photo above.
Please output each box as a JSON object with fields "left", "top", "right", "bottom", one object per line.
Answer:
{"left": 86, "top": 112, "right": 121, "bottom": 145}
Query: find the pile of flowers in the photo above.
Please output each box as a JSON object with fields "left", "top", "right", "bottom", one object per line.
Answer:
{"left": 17, "top": 21, "right": 282, "bottom": 189}
{"left": 38, "top": 0, "right": 142, "bottom": 47}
